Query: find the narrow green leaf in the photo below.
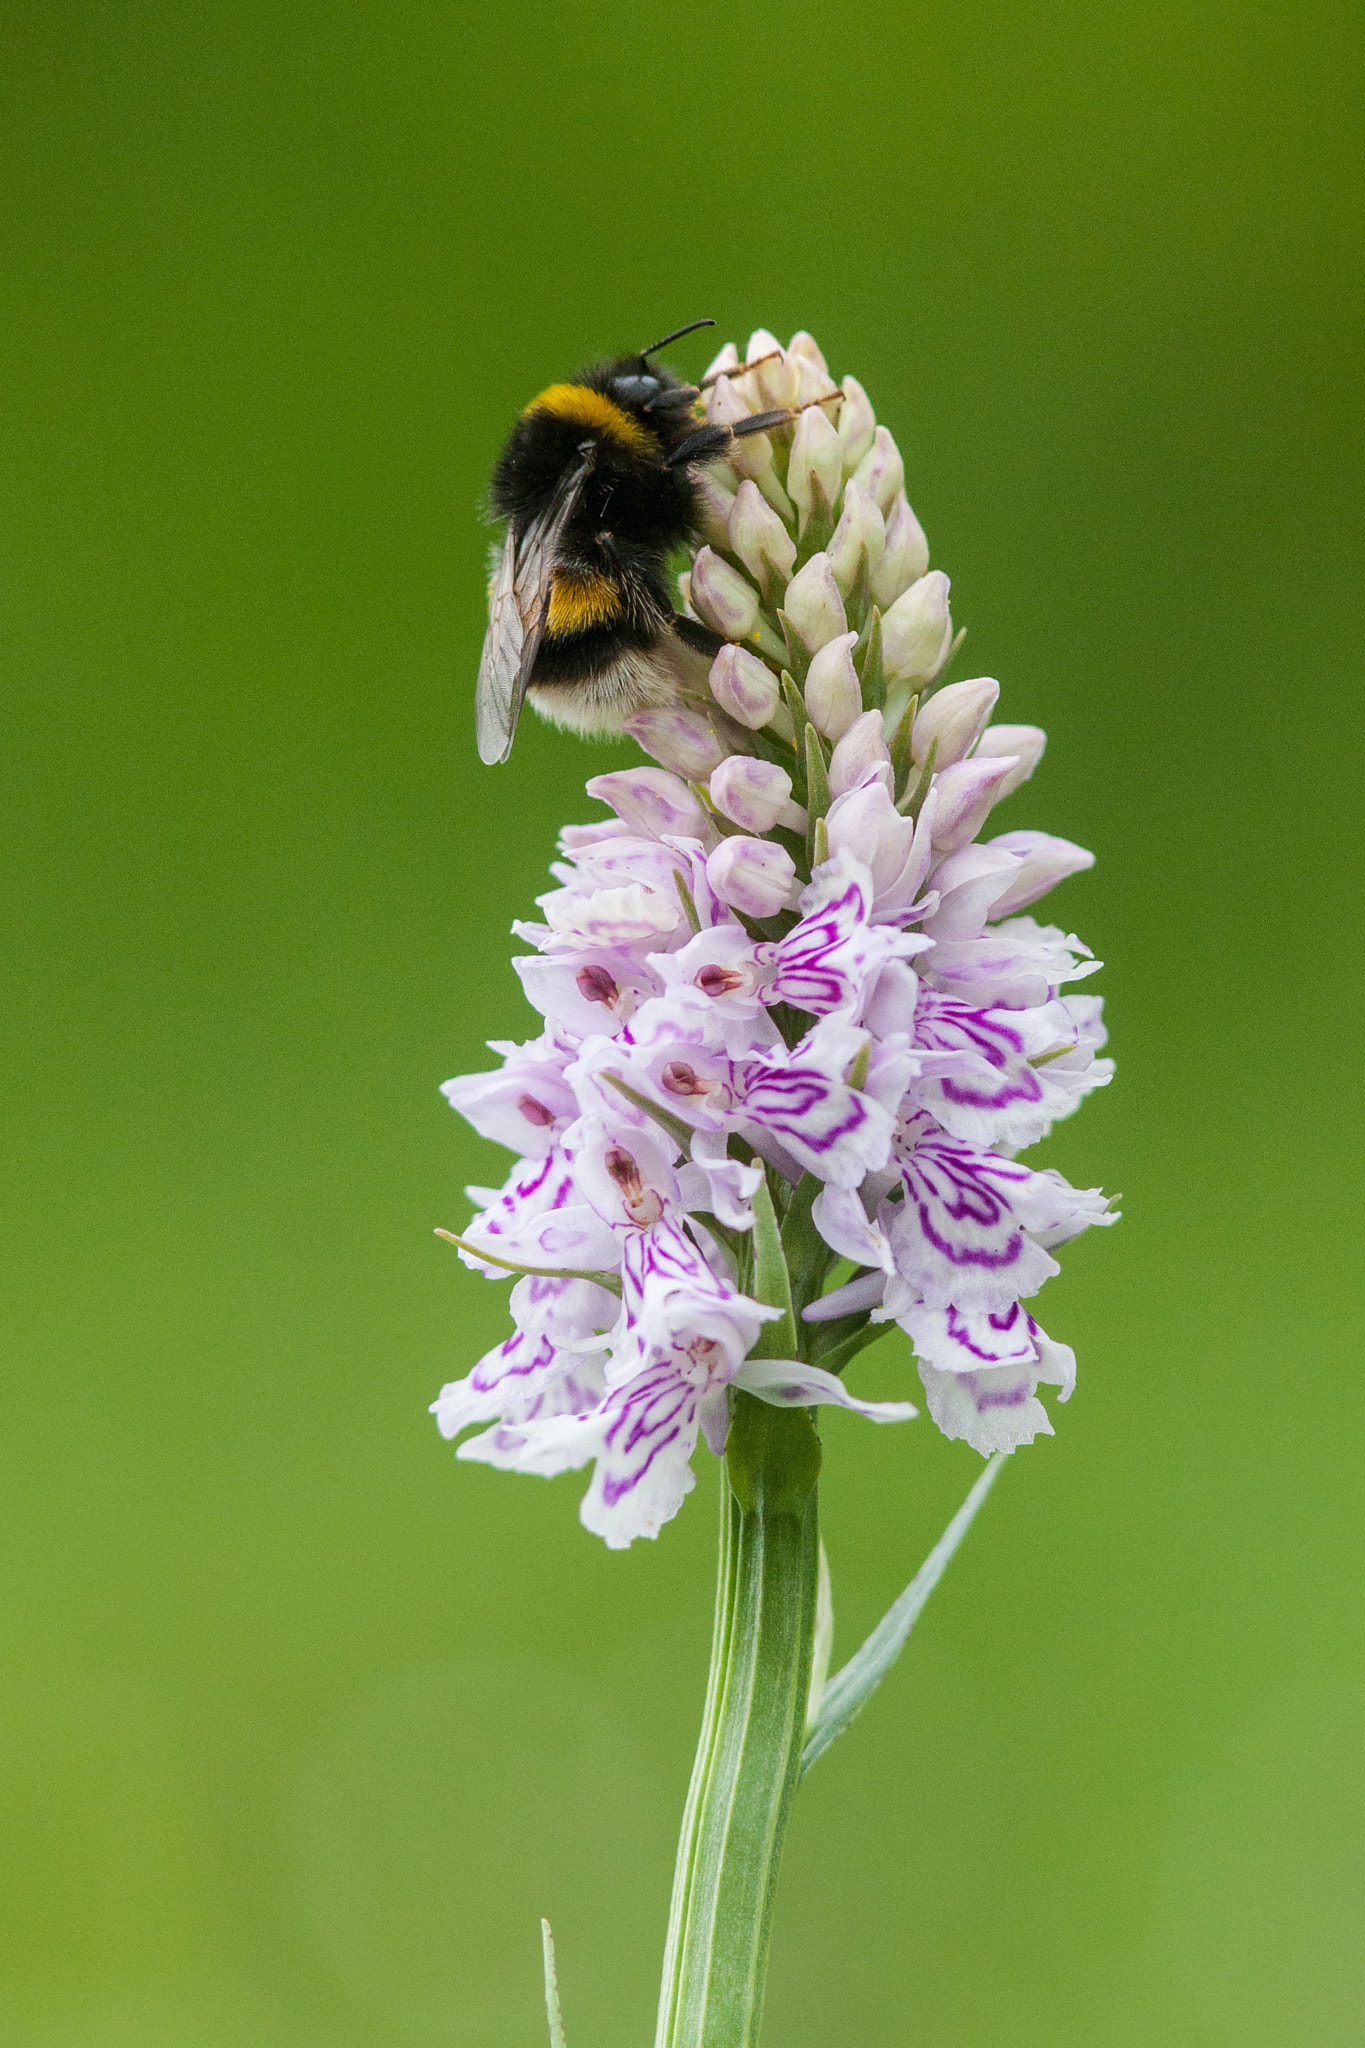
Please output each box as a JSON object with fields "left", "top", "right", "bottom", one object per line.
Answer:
{"left": 857, "top": 607, "right": 886, "bottom": 712}
{"left": 779, "top": 1172, "right": 833, "bottom": 1332}
{"left": 673, "top": 870, "right": 701, "bottom": 934}
{"left": 434, "top": 1230, "right": 622, "bottom": 1294}
{"left": 897, "top": 733, "right": 938, "bottom": 819}
{"left": 804, "top": 724, "right": 831, "bottom": 870}
{"left": 748, "top": 1174, "right": 797, "bottom": 1360}
{"left": 808, "top": 1315, "right": 887, "bottom": 1378}
{"left": 888, "top": 692, "right": 919, "bottom": 803}
{"left": 777, "top": 613, "right": 811, "bottom": 688}
{"left": 812, "top": 815, "right": 829, "bottom": 866}
{"left": 780, "top": 667, "right": 809, "bottom": 741}
{"left": 800, "top": 1452, "right": 1008, "bottom": 1774}
{"left": 804, "top": 1540, "right": 834, "bottom": 1735}
{"left": 541, "top": 1919, "right": 568, "bottom": 2048}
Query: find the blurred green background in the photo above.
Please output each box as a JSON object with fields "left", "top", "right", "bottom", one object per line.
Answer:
{"left": 2, "top": 0, "right": 1362, "bottom": 2043}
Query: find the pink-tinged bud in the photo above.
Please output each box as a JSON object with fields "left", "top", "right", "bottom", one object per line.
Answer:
{"left": 690, "top": 546, "right": 761, "bottom": 640}
{"left": 912, "top": 677, "right": 1000, "bottom": 769}
{"left": 709, "top": 643, "right": 781, "bottom": 729}
{"left": 709, "top": 756, "right": 806, "bottom": 834}
{"left": 828, "top": 708, "right": 894, "bottom": 796}
{"left": 872, "top": 494, "right": 930, "bottom": 607}
{"left": 803, "top": 630, "right": 862, "bottom": 742}
{"left": 788, "top": 331, "right": 828, "bottom": 375}
{"left": 787, "top": 406, "right": 844, "bottom": 536}
{"left": 707, "top": 375, "right": 773, "bottom": 480}
{"left": 851, "top": 424, "right": 905, "bottom": 513}
{"left": 881, "top": 571, "right": 953, "bottom": 683}
{"left": 783, "top": 551, "right": 848, "bottom": 653}
{"left": 623, "top": 703, "right": 727, "bottom": 778}
{"left": 586, "top": 766, "right": 712, "bottom": 843}
{"left": 692, "top": 465, "right": 738, "bottom": 549}
{"left": 929, "top": 756, "right": 1020, "bottom": 854}
{"left": 972, "top": 723, "right": 1046, "bottom": 797}
{"left": 728, "top": 478, "right": 796, "bottom": 590}
{"left": 706, "top": 836, "right": 798, "bottom": 918}
{"left": 828, "top": 479, "right": 886, "bottom": 595}
{"left": 837, "top": 375, "right": 877, "bottom": 471}
{"left": 984, "top": 830, "right": 1094, "bottom": 915}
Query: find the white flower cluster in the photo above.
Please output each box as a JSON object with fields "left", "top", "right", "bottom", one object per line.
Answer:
{"left": 433, "top": 331, "right": 1116, "bottom": 1546}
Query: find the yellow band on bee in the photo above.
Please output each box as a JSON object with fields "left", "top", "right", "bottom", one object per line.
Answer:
{"left": 546, "top": 568, "right": 621, "bottom": 635}
{"left": 525, "top": 383, "right": 656, "bottom": 456}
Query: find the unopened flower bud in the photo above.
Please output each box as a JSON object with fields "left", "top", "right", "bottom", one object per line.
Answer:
{"left": 788, "top": 331, "right": 828, "bottom": 375}
{"left": 827, "top": 479, "right": 886, "bottom": 595}
{"left": 837, "top": 375, "right": 877, "bottom": 471}
{"left": 692, "top": 465, "right": 739, "bottom": 550}
{"left": 709, "top": 643, "right": 780, "bottom": 729}
{"left": 586, "top": 767, "right": 712, "bottom": 843}
{"left": 783, "top": 551, "right": 848, "bottom": 654}
{"left": 803, "top": 630, "right": 862, "bottom": 742}
{"left": 972, "top": 723, "right": 1046, "bottom": 797}
{"left": 708, "top": 375, "right": 772, "bottom": 480}
{"left": 706, "top": 835, "right": 798, "bottom": 918}
{"left": 728, "top": 478, "right": 796, "bottom": 590}
{"left": 872, "top": 494, "right": 930, "bottom": 607}
{"left": 751, "top": 342, "right": 801, "bottom": 411}
{"left": 929, "top": 756, "right": 1020, "bottom": 854}
{"left": 787, "top": 406, "right": 844, "bottom": 536}
{"left": 851, "top": 424, "right": 904, "bottom": 513}
{"left": 709, "top": 757, "right": 806, "bottom": 834}
{"left": 623, "top": 703, "right": 727, "bottom": 778}
{"left": 881, "top": 571, "right": 953, "bottom": 683}
{"left": 690, "top": 546, "right": 761, "bottom": 640}
{"left": 912, "top": 677, "right": 1000, "bottom": 769}
{"left": 794, "top": 357, "right": 839, "bottom": 407}
{"left": 746, "top": 327, "right": 783, "bottom": 364}
{"left": 828, "top": 708, "right": 893, "bottom": 796}
{"left": 985, "top": 830, "right": 1093, "bottom": 915}
{"left": 704, "top": 341, "right": 740, "bottom": 380}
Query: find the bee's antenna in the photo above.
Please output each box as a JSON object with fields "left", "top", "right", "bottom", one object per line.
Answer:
{"left": 639, "top": 318, "right": 716, "bottom": 359}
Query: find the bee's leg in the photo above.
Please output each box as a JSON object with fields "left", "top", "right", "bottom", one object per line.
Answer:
{"left": 664, "top": 390, "right": 842, "bottom": 470}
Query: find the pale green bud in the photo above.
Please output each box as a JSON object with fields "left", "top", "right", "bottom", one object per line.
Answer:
{"left": 787, "top": 407, "right": 845, "bottom": 537}
{"left": 783, "top": 551, "right": 849, "bottom": 654}
{"left": 803, "top": 630, "right": 862, "bottom": 742}
{"left": 827, "top": 479, "right": 886, "bottom": 596}
{"left": 881, "top": 570, "right": 952, "bottom": 683}
{"left": 852, "top": 425, "right": 905, "bottom": 515}
{"left": 728, "top": 478, "right": 796, "bottom": 591}
{"left": 837, "top": 376, "right": 877, "bottom": 472}
{"left": 871, "top": 494, "right": 930, "bottom": 607}
{"left": 911, "top": 677, "right": 999, "bottom": 769}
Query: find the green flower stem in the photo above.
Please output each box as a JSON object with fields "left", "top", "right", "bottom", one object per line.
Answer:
{"left": 654, "top": 1391, "right": 821, "bottom": 2048}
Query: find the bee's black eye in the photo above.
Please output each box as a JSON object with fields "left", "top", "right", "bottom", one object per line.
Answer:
{"left": 612, "top": 374, "right": 660, "bottom": 405}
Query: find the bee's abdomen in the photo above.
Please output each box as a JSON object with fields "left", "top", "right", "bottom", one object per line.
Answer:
{"left": 545, "top": 568, "right": 622, "bottom": 636}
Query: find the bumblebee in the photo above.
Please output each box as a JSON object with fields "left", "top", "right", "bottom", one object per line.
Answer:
{"left": 475, "top": 318, "right": 806, "bottom": 765}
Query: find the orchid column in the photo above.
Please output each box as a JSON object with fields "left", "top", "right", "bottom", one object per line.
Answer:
{"left": 433, "top": 330, "right": 1117, "bottom": 2047}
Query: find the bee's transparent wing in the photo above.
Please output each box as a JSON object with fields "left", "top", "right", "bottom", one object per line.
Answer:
{"left": 474, "top": 447, "right": 596, "bottom": 765}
